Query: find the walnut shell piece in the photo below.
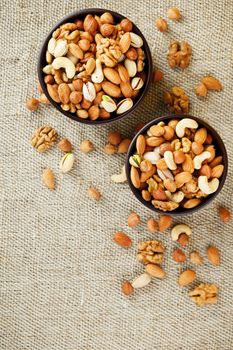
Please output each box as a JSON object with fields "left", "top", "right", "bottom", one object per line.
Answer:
{"left": 137, "top": 240, "right": 165, "bottom": 265}
{"left": 30, "top": 126, "right": 57, "bottom": 152}
{"left": 188, "top": 283, "right": 218, "bottom": 306}
{"left": 152, "top": 200, "right": 179, "bottom": 212}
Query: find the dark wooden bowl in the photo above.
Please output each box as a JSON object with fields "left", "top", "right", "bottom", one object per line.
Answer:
{"left": 38, "top": 8, "right": 153, "bottom": 125}
{"left": 125, "top": 115, "right": 228, "bottom": 215}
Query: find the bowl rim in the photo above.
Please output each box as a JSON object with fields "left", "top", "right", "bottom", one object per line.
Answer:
{"left": 37, "top": 8, "right": 153, "bottom": 125}
{"left": 125, "top": 114, "right": 228, "bottom": 216}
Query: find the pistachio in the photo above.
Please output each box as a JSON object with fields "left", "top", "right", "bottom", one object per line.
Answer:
{"left": 82, "top": 81, "right": 96, "bottom": 102}
{"left": 124, "top": 59, "right": 137, "bottom": 77}
{"left": 101, "top": 95, "right": 117, "bottom": 112}
{"left": 131, "top": 77, "right": 144, "bottom": 90}
{"left": 59, "top": 152, "right": 75, "bottom": 173}
{"left": 129, "top": 32, "right": 143, "bottom": 48}
{"left": 129, "top": 154, "right": 141, "bottom": 168}
{"left": 116, "top": 98, "right": 133, "bottom": 114}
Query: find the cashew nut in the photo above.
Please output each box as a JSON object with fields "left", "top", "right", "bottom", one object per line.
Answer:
{"left": 157, "top": 169, "right": 174, "bottom": 181}
{"left": 165, "top": 190, "right": 184, "bottom": 203}
{"left": 143, "top": 149, "right": 161, "bottom": 164}
{"left": 43, "top": 64, "right": 53, "bottom": 74}
{"left": 91, "top": 58, "right": 104, "bottom": 83}
{"left": 175, "top": 118, "right": 198, "bottom": 138}
{"left": 198, "top": 176, "right": 219, "bottom": 195}
{"left": 82, "top": 82, "right": 96, "bottom": 102}
{"left": 47, "top": 37, "right": 56, "bottom": 55}
{"left": 164, "top": 151, "right": 177, "bottom": 170}
{"left": 54, "top": 39, "right": 68, "bottom": 58}
{"left": 171, "top": 224, "right": 192, "bottom": 241}
{"left": 193, "top": 151, "right": 211, "bottom": 169}
{"left": 52, "top": 57, "right": 76, "bottom": 79}
{"left": 111, "top": 165, "right": 127, "bottom": 183}
{"left": 131, "top": 273, "right": 151, "bottom": 289}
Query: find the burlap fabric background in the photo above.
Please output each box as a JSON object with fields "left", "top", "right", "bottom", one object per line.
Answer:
{"left": 0, "top": 0, "right": 232, "bottom": 349}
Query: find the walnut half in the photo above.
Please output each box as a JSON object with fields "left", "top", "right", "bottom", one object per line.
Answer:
{"left": 188, "top": 283, "right": 218, "bottom": 306}
{"left": 137, "top": 240, "right": 165, "bottom": 265}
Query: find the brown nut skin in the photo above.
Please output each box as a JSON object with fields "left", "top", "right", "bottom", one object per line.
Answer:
{"left": 218, "top": 207, "right": 231, "bottom": 222}
{"left": 128, "top": 212, "right": 141, "bottom": 228}
{"left": 207, "top": 246, "right": 220, "bottom": 266}
{"left": 120, "top": 18, "right": 133, "bottom": 32}
{"left": 58, "top": 138, "right": 73, "bottom": 152}
{"left": 158, "top": 215, "right": 172, "bottom": 232}
{"left": 113, "top": 231, "right": 132, "bottom": 248}
{"left": 178, "top": 269, "right": 196, "bottom": 287}
{"left": 26, "top": 98, "right": 39, "bottom": 111}
{"left": 172, "top": 248, "right": 186, "bottom": 263}
{"left": 147, "top": 218, "right": 159, "bottom": 233}
{"left": 107, "top": 131, "right": 122, "bottom": 146}
{"left": 121, "top": 281, "right": 134, "bottom": 296}
{"left": 177, "top": 233, "right": 189, "bottom": 247}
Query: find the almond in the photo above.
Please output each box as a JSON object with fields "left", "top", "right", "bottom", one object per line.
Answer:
{"left": 113, "top": 231, "right": 132, "bottom": 248}
{"left": 218, "top": 207, "right": 231, "bottom": 222}
{"left": 130, "top": 166, "right": 140, "bottom": 188}
{"left": 183, "top": 198, "right": 201, "bottom": 209}
{"left": 140, "top": 165, "right": 156, "bottom": 182}
{"left": 199, "top": 164, "right": 211, "bottom": 179}
{"left": 136, "top": 134, "right": 146, "bottom": 155}
{"left": 102, "top": 81, "right": 121, "bottom": 98}
{"left": 178, "top": 269, "right": 196, "bottom": 286}
{"left": 118, "top": 139, "right": 131, "bottom": 153}
{"left": 211, "top": 165, "right": 224, "bottom": 178}
{"left": 175, "top": 172, "right": 192, "bottom": 188}
{"left": 147, "top": 218, "right": 159, "bottom": 232}
{"left": 117, "top": 64, "right": 130, "bottom": 82}
{"left": 172, "top": 248, "right": 186, "bottom": 263}
{"left": 207, "top": 246, "right": 220, "bottom": 265}
{"left": 163, "top": 126, "right": 174, "bottom": 141}
{"left": 42, "top": 168, "right": 55, "bottom": 190}
{"left": 120, "top": 81, "right": 134, "bottom": 98}
{"left": 156, "top": 158, "right": 168, "bottom": 170}
{"left": 182, "top": 154, "right": 194, "bottom": 173}
{"left": 194, "top": 128, "right": 207, "bottom": 144}
{"left": 145, "top": 264, "right": 166, "bottom": 279}
{"left": 68, "top": 43, "right": 84, "bottom": 59}
{"left": 191, "top": 141, "right": 204, "bottom": 155}
{"left": 152, "top": 189, "right": 167, "bottom": 201}
{"left": 121, "top": 281, "right": 134, "bottom": 296}
{"left": 149, "top": 125, "right": 164, "bottom": 137}
{"left": 128, "top": 212, "right": 141, "bottom": 228}
{"left": 103, "top": 68, "right": 121, "bottom": 85}
{"left": 119, "top": 32, "right": 131, "bottom": 53}
{"left": 158, "top": 215, "right": 172, "bottom": 232}
{"left": 58, "top": 83, "right": 71, "bottom": 104}
{"left": 47, "top": 84, "right": 61, "bottom": 103}
{"left": 202, "top": 76, "right": 223, "bottom": 91}
{"left": 209, "top": 156, "right": 223, "bottom": 168}
{"left": 164, "top": 179, "right": 176, "bottom": 193}
{"left": 146, "top": 136, "right": 164, "bottom": 147}
{"left": 195, "top": 83, "right": 207, "bottom": 97}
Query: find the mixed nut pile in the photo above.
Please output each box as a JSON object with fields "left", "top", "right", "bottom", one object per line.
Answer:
{"left": 129, "top": 117, "right": 224, "bottom": 211}
{"left": 117, "top": 209, "right": 231, "bottom": 306}
{"left": 41, "top": 12, "right": 147, "bottom": 120}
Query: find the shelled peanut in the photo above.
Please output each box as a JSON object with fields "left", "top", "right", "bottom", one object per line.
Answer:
{"left": 42, "top": 12, "right": 147, "bottom": 120}
{"left": 129, "top": 118, "right": 225, "bottom": 211}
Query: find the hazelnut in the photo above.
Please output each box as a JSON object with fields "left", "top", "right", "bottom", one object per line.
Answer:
{"left": 83, "top": 14, "right": 98, "bottom": 35}
{"left": 81, "top": 99, "right": 92, "bottom": 110}
{"left": 100, "top": 12, "right": 114, "bottom": 24}
{"left": 118, "top": 139, "right": 131, "bottom": 154}
{"left": 87, "top": 187, "right": 101, "bottom": 201}
{"left": 99, "top": 108, "right": 110, "bottom": 119}
{"left": 77, "top": 109, "right": 89, "bottom": 119}
{"left": 44, "top": 74, "right": 54, "bottom": 84}
{"left": 25, "top": 98, "right": 39, "bottom": 111}
{"left": 167, "top": 7, "right": 181, "bottom": 21}
{"left": 140, "top": 160, "right": 153, "bottom": 172}
{"left": 191, "top": 141, "right": 204, "bottom": 155}
{"left": 128, "top": 212, "right": 141, "bottom": 228}
{"left": 153, "top": 69, "right": 163, "bottom": 82}
{"left": 158, "top": 215, "right": 172, "bottom": 232}
{"left": 73, "top": 79, "right": 83, "bottom": 91}
{"left": 121, "top": 281, "right": 134, "bottom": 296}
{"left": 80, "top": 140, "right": 94, "bottom": 153}
{"left": 172, "top": 248, "right": 186, "bottom": 263}
{"left": 78, "top": 39, "right": 91, "bottom": 51}
{"left": 74, "top": 19, "right": 84, "bottom": 30}
{"left": 155, "top": 18, "right": 168, "bottom": 32}
{"left": 190, "top": 251, "right": 203, "bottom": 265}
{"left": 218, "top": 207, "right": 231, "bottom": 222}
{"left": 100, "top": 23, "right": 115, "bottom": 37}
{"left": 107, "top": 131, "right": 122, "bottom": 146}
{"left": 147, "top": 218, "right": 158, "bottom": 233}
{"left": 88, "top": 105, "right": 100, "bottom": 120}
{"left": 177, "top": 233, "right": 189, "bottom": 247}
{"left": 126, "top": 47, "right": 138, "bottom": 60}
{"left": 195, "top": 83, "right": 208, "bottom": 97}
{"left": 70, "top": 91, "right": 83, "bottom": 105}
{"left": 173, "top": 150, "right": 185, "bottom": 164}
{"left": 120, "top": 18, "right": 133, "bottom": 32}
{"left": 58, "top": 138, "right": 73, "bottom": 152}
{"left": 205, "top": 133, "right": 213, "bottom": 145}
{"left": 103, "top": 143, "right": 117, "bottom": 155}
{"left": 160, "top": 143, "right": 172, "bottom": 156}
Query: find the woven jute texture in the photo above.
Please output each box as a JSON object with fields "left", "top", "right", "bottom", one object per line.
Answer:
{"left": 0, "top": 0, "right": 232, "bottom": 349}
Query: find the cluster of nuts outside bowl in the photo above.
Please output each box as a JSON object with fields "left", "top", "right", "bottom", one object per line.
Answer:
{"left": 40, "top": 11, "right": 150, "bottom": 122}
